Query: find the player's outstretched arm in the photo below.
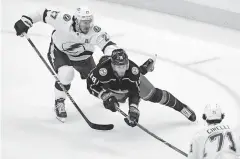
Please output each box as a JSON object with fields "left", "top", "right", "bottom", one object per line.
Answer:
{"left": 14, "top": 8, "right": 47, "bottom": 36}
{"left": 14, "top": 9, "right": 70, "bottom": 36}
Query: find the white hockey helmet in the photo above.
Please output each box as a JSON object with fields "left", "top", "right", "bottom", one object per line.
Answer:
{"left": 73, "top": 7, "right": 94, "bottom": 33}
{"left": 202, "top": 104, "right": 225, "bottom": 121}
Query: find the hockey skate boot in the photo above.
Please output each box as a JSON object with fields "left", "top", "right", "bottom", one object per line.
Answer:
{"left": 55, "top": 98, "right": 67, "bottom": 122}
{"left": 173, "top": 102, "right": 196, "bottom": 122}
{"left": 179, "top": 104, "right": 196, "bottom": 122}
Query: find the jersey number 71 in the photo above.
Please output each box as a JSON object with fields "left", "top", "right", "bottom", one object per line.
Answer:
{"left": 209, "top": 131, "right": 236, "bottom": 152}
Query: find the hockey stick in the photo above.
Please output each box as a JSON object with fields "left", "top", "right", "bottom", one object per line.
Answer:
{"left": 115, "top": 105, "right": 188, "bottom": 157}
{"left": 149, "top": 54, "right": 157, "bottom": 72}
{"left": 23, "top": 33, "right": 114, "bottom": 131}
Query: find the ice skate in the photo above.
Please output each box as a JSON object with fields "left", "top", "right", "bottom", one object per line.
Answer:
{"left": 180, "top": 104, "right": 196, "bottom": 122}
{"left": 55, "top": 98, "right": 67, "bottom": 123}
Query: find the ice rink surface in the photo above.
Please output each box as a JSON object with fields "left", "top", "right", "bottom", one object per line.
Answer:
{"left": 2, "top": 0, "right": 240, "bottom": 158}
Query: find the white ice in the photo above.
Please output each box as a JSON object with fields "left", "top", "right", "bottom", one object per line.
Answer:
{"left": 2, "top": 0, "right": 240, "bottom": 158}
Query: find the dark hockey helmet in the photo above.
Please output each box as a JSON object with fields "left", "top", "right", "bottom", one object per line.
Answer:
{"left": 111, "top": 49, "right": 129, "bottom": 65}
{"left": 111, "top": 49, "right": 129, "bottom": 77}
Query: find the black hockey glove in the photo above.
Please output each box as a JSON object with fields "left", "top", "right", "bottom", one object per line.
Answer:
{"left": 140, "top": 58, "right": 154, "bottom": 75}
{"left": 124, "top": 105, "right": 140, "bottom": 127}
{"left": 101, "top": 91, "right": 119, "bottom": 112}
{"left": 14, "top": 16, "right": 33, "bottom": 36}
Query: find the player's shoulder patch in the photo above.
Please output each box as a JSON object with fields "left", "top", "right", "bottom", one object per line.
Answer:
{"left": 131, "top": 67, "right": 139, "bottom": 75}
{"left": 63, "top": 14, "right": 71, "bottom": 21}
{"left": 93, "top": 26, "right": 101, "bottom": 32}
{"left": 99, "top": 68, "right": 108, "bottom": 76}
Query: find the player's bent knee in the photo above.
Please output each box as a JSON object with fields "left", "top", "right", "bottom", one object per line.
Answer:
{"left": 148, "top": 89, "right": 178, "bottom": 108}
{"left": 58, "top": 66, "right": 74, "bottom": 85}
{"left": 146, "top": 88, "right": 163, "bottom": 103}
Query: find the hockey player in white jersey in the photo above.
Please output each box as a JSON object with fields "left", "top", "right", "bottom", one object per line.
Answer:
{"left": 188, "top": 104, "right": 239, "bottom": 159}
{"left": 14, "top": 7, "right": 117, "bottom": 122}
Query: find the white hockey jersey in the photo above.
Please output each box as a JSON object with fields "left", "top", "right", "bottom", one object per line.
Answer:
{"left": 25, "top": 9, "right": 116, "bottom": 61}
{"left": 188, "top": 123, "right": 240, "bottom": 159}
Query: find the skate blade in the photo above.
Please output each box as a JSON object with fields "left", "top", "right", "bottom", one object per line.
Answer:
{"left": 56, "top": 116, "right": 66, "bottom": 123}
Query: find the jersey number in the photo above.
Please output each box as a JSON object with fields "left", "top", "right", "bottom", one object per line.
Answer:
{"left": 89, "top": 73, "right": 97, "bottom": 84}
{"left": 209, "top": 132, "right": 236, "bottom": 152}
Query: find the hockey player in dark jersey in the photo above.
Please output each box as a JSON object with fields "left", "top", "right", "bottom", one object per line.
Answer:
{"left": 91, "top": 51, "right": 196, "bottom": 122}
{"left": 87, "top": 49, "right": 141, "bottom": 127}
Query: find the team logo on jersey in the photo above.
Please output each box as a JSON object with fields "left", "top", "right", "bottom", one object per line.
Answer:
{"left": 93, "top": 26, "right": 101, "bottom": 32}
{"left": 99, "top": 68, "right": 107, "bottom": 76}
{"left": 62, "top": 42, "right": 85, "bottom": 55}
{"left": 63, "top": 14, "right": 71, "bottom": 21}
{"left": 131, "top": 67, "right": 139, "bottom": 75}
